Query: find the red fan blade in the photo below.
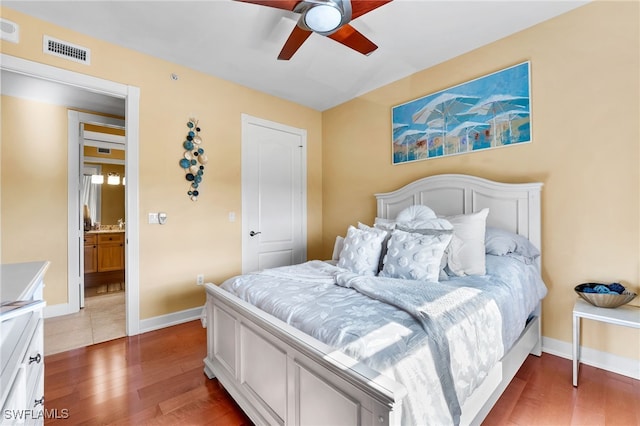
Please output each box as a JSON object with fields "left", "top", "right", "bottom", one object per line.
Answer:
{"left": 327, "top": 24, "right": 378, "bottom": 56}
{"left": 350, "top": 0, "right": 393, "bottom": 19}
{"left": 234, "top": 0, "right": 300, "bottom": 11}
{"left": 278, "top": 25, "right": 313, "bottom": 60}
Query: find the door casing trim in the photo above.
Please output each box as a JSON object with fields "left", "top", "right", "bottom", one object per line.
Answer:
{"left": 1, "top": 53, "right": 141, "bottom": 336}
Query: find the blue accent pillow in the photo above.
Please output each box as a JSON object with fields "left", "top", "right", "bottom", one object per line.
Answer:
{"left": 484, "top": 227, "right": 540, "bottom": 263}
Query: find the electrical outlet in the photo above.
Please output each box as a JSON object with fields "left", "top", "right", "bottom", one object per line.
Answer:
{"left": 196, "top": 274, "right": 204, "bottom": 286}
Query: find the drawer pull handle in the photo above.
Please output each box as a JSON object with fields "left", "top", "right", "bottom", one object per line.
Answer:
{"left": 34, "top": 396, "right": 45, "bottom": 407}
{"left": 29, "top": 353, "right": 42, "bottom": 364}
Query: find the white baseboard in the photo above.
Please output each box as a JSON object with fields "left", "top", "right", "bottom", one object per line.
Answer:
{"left": 46, "top": 302, "right": 202, "bottom": 336}
{"left": 542, "top": 337, "right": 640, "bottom": 380}
{"left": 139, "top": 306, "right": 204, "bottom": 334}
{"left": 44, "top": 302, "right": 75, "bottom": 318}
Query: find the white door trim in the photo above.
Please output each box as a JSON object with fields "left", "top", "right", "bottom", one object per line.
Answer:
{"left": 70, "top": 111, "right": 125, "bottom": 310}
{"left": 0, "top": 54, "right": 141, "bottom": 336}
{"left": 241, "top": 114, "right": 307, "bottom": 273}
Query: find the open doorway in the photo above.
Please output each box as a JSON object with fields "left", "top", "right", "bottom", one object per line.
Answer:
{"left": 1, "top": 54, "right": 140, "bottom": 353}
{"left": 78, "top": 116, "right": 126, "bottom": 309}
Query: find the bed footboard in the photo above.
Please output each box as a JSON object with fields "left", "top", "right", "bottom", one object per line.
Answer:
{"left": 204, "top": 283, "right": 407, "bottom": 426}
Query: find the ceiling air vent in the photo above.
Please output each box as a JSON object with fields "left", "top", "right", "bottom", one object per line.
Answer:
{"left": 43, "top": 35, "right": 90, "bottom": 65}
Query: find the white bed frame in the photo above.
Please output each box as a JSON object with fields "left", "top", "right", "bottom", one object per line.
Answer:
{"left": 204, "top": 174, "right": 543, "bottom": 426}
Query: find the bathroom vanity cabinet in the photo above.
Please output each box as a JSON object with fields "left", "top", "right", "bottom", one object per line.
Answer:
{"left": 84, "top": 234, "right": 98, "bottom": 273}
{"left": 84, "top": 231, "right": 124, "bottom": 273}
{"left": 96, "top": 232, "right": 124, "bottom": 272}
{"left": 84, "top": 231, "right": 125, "bottom": 288}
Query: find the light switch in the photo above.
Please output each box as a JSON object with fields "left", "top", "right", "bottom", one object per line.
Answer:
{"left": 228, "top": 212, "right": 236, "bottom": 222}
{"left": 148, "top": 213, "right": 159, "bottom": 224}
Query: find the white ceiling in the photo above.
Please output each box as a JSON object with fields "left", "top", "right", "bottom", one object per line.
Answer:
{"left": 3, "top": 0, "right": 588, "bottom": 111}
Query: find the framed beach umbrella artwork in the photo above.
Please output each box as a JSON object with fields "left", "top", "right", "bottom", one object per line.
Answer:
{"left": 391, "top": 61, "right": 531, "bottom": 164}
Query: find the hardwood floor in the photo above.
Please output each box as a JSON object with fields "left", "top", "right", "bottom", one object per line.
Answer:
{"left": 44, "top": 321, "right": 252, "bottom": 425}
{"left": 484, "top": 350, "right": 640, "bottom": 425}
{"left": 44, "top": 320, "right": 640, "bottom": 425}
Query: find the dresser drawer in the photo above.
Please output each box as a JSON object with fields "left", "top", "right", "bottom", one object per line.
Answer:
{"left": 2, "top": 363, "right": 27, "bottom": 416}
{"left": 1, "top": 364, "right": 44, "bottom": 425}
{"left": 27, "top": 365, "right": 45, "bottom": 425}
{"left": 84, "top": 234, "right": 97, "bottom": 245}
{"left": 98, "top": 233, "right": 124, "bottom": 244}
{"left": 1, "top": 311, "right": 38, "bottom": 405}
{"left": 22, "top": 319, "right": 44, "bottom": 404}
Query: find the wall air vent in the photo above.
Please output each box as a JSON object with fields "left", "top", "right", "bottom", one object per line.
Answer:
{"left": 43, "top": 35, "right": 91, "bottom": 65}
{"left": 97, "top": 147, "right": 111, "bottom": 155}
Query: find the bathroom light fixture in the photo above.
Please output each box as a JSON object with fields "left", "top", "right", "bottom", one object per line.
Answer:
{"left": 91, "top": 174, "right": 104, "bottom": 184}
{"left": 107, "top": 172, "right": 120, "bottom": 185}
{"left": 122, "top": 176, "right": 126, "bottom": 186}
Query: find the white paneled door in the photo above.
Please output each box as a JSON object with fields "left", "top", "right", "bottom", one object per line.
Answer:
{"left": 241, "top": 115, "right": 307, "bottom": 273}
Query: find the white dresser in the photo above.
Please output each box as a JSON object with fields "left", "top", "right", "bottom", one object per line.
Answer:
{"left": 1, "top": 261, "right": 49, "bottom": 425}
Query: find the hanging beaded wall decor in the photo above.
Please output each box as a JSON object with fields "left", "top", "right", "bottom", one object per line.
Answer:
{"left": 179, "top": 118, "right": 208, "bottom": 201}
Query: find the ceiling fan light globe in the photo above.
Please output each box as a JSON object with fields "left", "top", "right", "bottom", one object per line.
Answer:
{"left": 304, "top": 4, "right": 342, "bottom": 32}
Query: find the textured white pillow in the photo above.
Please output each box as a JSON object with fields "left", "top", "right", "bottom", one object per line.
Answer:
{"left": 337, "top": 225, "right": 388, "bottom": 275}
{"left": 358, "top": 222, "right": 391, "bottom": 273}
{"left": 445, "top": 208, "right": 489, "bottom": 276}
{"left": 379, "top": 229, "right": 452, "bottom": 282}
{"left": 391, "top": 216, "right": 454, "bottom": 280}
{"left": 395, "top": 205, "right": 437, "bottom": 222}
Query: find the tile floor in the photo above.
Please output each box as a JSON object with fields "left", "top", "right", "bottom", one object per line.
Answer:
{"left": 44, "top": 289, "right": 125, "bottom": 355}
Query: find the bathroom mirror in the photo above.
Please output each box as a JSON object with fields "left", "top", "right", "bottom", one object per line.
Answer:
{"left": 82, "top": 125, "right": 126, "bottom": 230}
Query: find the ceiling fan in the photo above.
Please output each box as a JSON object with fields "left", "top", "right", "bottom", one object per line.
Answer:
{"left": 236, "top": 0, "right": 392, "bottom": 60}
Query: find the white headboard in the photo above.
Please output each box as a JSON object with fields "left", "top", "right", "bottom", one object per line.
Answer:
{"left": 375, "top": 174, "right": 543, "bottom": 251}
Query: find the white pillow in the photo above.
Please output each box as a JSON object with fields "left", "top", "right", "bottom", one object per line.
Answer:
{"left": 331, "top": 235, "right": 345, "bottom": 261}
{"left": 379, "top": 229, "right": 452, "bottom": 282}
{"left": 399, "top": 217, "right": 453, "bottom": 232}
{"left": 395, "top": 205, "right": 437, "bottom": 222}
{"left": 337, "top": 225, "right": 388, "bottom": 276}
{"left": 358, "top": 222, "right": 391, "bottom": 273}
{"left": 445, "top": 208, "right": 489, "bottom": 276}
{"left": 390, "top": 215, "right": 454, "bottom": 280}
{"left": 375, "top": 215, "right": 453, "bottom": 232}
{"left": 373, "top": 217, "right": 397, "bottom": 231}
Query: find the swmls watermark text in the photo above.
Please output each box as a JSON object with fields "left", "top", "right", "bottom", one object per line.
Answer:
{"left": 3, "top": 409, "right": 69, "bottom": 421}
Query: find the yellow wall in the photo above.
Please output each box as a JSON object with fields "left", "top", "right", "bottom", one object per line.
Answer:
{"left": 322, "top": 1, "right": 639, "bottom": 360}
{"left": 1, "top": 96, "right": 69, "bottom": 305}
{"left": 0, "top": 7, "right": 323, "bottom": 319}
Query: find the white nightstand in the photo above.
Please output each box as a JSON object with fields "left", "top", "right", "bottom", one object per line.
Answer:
{"left": 572, "top": 298, "right": 640, "bottom": 386}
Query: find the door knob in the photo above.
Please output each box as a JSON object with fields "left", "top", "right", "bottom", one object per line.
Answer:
{"left": 249, "top": 231, "right": 261, "bottom": 237}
